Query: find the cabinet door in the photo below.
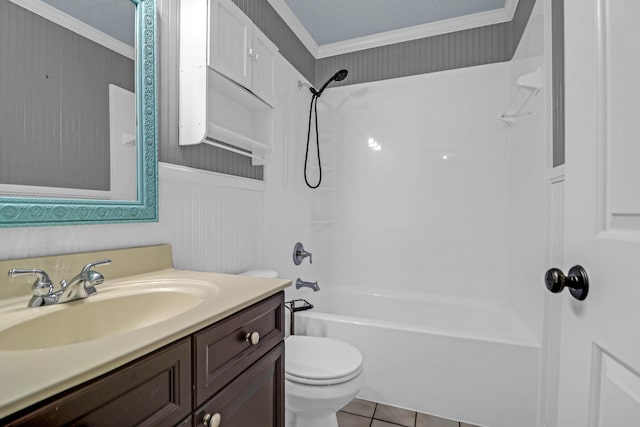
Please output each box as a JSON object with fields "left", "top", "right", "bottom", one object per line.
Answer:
{"left": 251, "top": 29, "right": 277, "bottom": 106}
{"left": 208, "top": 0, "right": 252, "bottom": 90}
{"left": 5, "top": 339, "right": 192, "bottom": 427}
{"left": 195, "top": 343, "right": 284, "bottom": 427}
{"left": 194, "top": 292, "right": 284, "bottom": 406}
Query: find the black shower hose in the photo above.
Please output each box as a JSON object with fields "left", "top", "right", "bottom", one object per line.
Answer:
{"left": 304, "top": 93, "right": 321, "bottom": 189}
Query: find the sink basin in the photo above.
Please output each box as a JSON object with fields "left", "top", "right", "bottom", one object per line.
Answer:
{"left": 0, "top": 280, "right": 216, "bottom": 351}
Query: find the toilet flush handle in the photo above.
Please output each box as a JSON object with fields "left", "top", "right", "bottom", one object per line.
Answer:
{"left": 245, "top": 331, "right": 260, "bottom": 345}
{"left": 203, "top": 412, "right": 221, "bottom": 427}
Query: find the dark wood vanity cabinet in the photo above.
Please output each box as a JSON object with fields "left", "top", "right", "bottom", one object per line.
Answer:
{"left": 3, "top": 292, "right": 285, "bottom": 427}
{"left": 193, "top": 291, "right": 285, "bottom": 427}
{"left": 194, "top": 343, "right": 284, "bottom": 427}
{"left": 5, "top": 339, "right": 193, "bottom": 427}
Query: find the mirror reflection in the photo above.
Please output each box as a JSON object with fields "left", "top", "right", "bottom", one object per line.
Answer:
{"left": 0, "top": 0, "right": 137, "bottom": 200}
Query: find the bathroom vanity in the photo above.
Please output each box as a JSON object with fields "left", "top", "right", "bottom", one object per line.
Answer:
{"left": 0, "top": 245, "right": 289, "bottom": 426}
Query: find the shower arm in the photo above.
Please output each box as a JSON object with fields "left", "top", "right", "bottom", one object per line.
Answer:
{"left": 297, "top": 69, "right": 348, "bottom": 98}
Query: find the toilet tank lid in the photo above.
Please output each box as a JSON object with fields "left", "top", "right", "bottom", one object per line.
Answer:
{"left": 240, "top": 269, "right": 279, "bottom": 278}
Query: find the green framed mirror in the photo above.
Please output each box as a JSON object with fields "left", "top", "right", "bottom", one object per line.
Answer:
{"left": 0, "top": 0, "right": 157, "bottom": 227}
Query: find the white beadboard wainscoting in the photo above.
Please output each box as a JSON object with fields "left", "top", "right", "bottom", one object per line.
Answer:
{"left": 159, "top": 163, "right": 265, "bottom": 273}
{"left": 0, "top": 163, "right": 265, "bottom": 274}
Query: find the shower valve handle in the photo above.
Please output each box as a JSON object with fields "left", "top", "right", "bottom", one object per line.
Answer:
{"left": 293, "top": 242, "right": 312, "bottom": 265}
{"left": 544, "top": 265, "right": 589, "bottom": 301}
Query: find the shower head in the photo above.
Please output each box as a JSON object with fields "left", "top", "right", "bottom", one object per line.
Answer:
{"left": 311, "top": 69, "right": 349, "bottom": 97}
{"left": 333, "top": 69, "right": 349, "bottom": 82}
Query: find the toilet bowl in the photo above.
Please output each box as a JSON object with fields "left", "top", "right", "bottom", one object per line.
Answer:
{"left": 285, "top": 335, "right": 363, "bottom": 427}
{"left": 239, "top": 269, "right": 363, "bottom": 427}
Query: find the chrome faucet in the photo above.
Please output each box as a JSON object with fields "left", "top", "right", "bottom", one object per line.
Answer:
{"left": 8, "top": 259, "right": 112, "bottom": 307}
{"left": 296, "top": 278, "right": 320, "bottom": 292}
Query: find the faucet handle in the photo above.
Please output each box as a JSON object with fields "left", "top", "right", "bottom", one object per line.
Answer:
{"left": 80, "top": 259, "right": 111, "bottom": 296}
{"left": 8, "top": 269, "right": 54, "bottom": 296}
{"left": 293, "top": 242, "right": 313, "bottom": 265}
{"left": 81, "top": 259, "right": 112, "bottom": 272}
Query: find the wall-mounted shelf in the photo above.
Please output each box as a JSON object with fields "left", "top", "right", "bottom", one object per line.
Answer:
{"left": 500, "top": 67, "right": 542, "bottom": 126}
{"left": 204, "top": 122, "right": 272, "bottom": 163}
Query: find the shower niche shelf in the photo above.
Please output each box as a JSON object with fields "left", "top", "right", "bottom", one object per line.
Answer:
{"left": 179, "top": 0, "right": 278, "bottom": 165}
{"left": 500, "top": 67, "right": 542, "bottom": 126}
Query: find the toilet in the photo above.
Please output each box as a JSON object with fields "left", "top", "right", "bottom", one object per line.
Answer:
{"left": 241, "top": 270, "right": 364, "bottom": 427}
{"left": 285, "top": 335, "right": 363, "bottom": 427}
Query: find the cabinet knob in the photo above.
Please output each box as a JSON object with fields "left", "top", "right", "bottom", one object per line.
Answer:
{"left": 245, "top": 331, "right": 260, "bottom": 345}
{"left": 254, "top": 53, "right": 260, "bottom": 61}
{"left": 203, "top": 412, "right": 221, "bottom": 427}
{"left": 247, "top": 48, "right": 254, "bottom": 58}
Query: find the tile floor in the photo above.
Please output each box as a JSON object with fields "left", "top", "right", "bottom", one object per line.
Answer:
{"left": 338, "top": 398, "right": 481, "bottom": 427}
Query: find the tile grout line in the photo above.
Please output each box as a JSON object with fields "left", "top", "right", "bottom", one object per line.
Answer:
{"left": 369, "top": 402, "right": 378, "bottom": 426}
{"left": 339, "top": 399, "right": 473, "bottom": 427}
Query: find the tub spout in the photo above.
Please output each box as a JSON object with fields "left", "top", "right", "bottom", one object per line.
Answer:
{"left": 296, "top": 278, "right": 319, "bottom": 292}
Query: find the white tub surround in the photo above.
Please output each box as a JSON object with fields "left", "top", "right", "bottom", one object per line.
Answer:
{"left": 294, "top": 289, "right": 539, "bottom": 427}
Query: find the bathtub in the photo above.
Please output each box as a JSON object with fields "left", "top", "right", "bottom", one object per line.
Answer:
{"left": 293, "top": 289, "right": 540, "bottom": 427}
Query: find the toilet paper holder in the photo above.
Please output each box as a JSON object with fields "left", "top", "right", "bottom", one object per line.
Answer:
{"left": 285, "top": 298, "right": 314, "bottom": 335}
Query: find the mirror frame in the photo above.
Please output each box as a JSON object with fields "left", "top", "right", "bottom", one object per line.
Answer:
{"left": 0, "top": 0, "right": 158, "bottom": 227}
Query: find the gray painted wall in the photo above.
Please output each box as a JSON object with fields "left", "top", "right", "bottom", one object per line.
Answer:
{"left": 316, "top": 23, "right": 512, "bottom": 88}
{"left": 315, "top": 0, "right": 537, "bottom": 88}
{"left": 0, "top": 0, "right": 134, "bottom": 190}
{"left": 552, "top": 0, "right": 565, "bottom": 167}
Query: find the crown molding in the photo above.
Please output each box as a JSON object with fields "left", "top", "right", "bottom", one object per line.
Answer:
{"left": 504, "top": 0, "right": 519, "bottom": 20}
{"left": 268, "top": 0, "right": 520, "bottom": 59}
{"left": 267, "top": 0, "right": 319, "bottom": 57}
{"left": 317, "top": 7, "right": 514, "bottom": 58}
{"left": 8, "top": 0, "right": 134, "bottom": 59}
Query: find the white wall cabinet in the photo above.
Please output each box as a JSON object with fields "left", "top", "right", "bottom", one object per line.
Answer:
{"left": 249, "top": 31, "right": 277, "bottom": 106}
{"left": 209, "top": 0, "right": 277, "bottom": 106}
{"left": 179, "top": 0, "right": 278, "bottom": 165}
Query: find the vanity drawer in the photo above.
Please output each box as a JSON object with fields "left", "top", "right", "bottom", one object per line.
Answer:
{"left": 193, "top": 291, "right": 284, "bottom": 406}
{"left": 194, "top": 342, "right": 284, "bottom": 427}
{"left": 6, "top": 338, "right": 192, "bottom": 427}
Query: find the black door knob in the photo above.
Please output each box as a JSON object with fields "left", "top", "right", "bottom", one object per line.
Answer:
{"left": 544, "top": 265, "right": 589, "bottom": 301}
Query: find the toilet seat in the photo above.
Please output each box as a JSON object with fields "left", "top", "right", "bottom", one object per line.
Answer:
{"left": 285, "top": 336, "right": 363, "bottom": 386}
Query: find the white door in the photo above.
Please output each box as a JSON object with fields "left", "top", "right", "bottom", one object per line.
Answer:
{"left": 558, "top": 0, "right": 640, "bottom": 425}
